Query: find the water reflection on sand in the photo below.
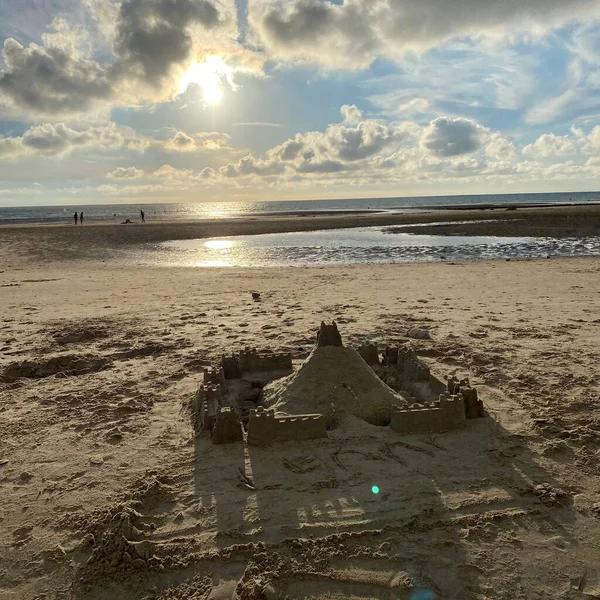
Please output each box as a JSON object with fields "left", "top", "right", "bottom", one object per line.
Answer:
{"left": 130, "top": 227, "right": 600, "bottom": 268}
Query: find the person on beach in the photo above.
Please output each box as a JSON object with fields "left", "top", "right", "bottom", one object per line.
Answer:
{"left": 74, "top": 212, "right": 78, "bottom": 225}
{"left": 80, "top": 212, "right": 84, "bottom": 225}
{"left": 140, "top": 209, "right": 145, "bottom": 223}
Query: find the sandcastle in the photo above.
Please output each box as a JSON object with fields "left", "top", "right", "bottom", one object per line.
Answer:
{"left": 192, "top": 321, "right": 484, "bottom": 445}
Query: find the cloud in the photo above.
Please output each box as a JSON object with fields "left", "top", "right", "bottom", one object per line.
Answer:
{"left": 0, "top": 36, "right": 113, "bottom": 117}
{"left": 231, "top": 122, "right": 283, "bottom": 128}
{"left": 582, "top": 125, "right": 600, "bottom": 154}
{"left": 0, "top": 122, "right": 124, "bottom": 159}
{"left": 107, "top": 166, "right": 144, "bottom": 179}
{"left": 485, "top": 133, "right": 518, "bottom": 161}
{"left": 248, "top": 0, "right": 599, "bottom": 69}
{"left": 0, "top": 0, "right": 259, "bottom": 118}
{"left": 421, "top": 117, "right": 485, "bottom": 158}
{"left": 163, "top": 130, "right": 232, "bottom": 151}
{"left": 524, "top": 90, "right": 579, "bottom": 125}
{"left": 165, "top": 131, "right": 198, "bottom": 152}
{"left": 341, "top": 104, "right": 362, "bottom": 125}
{"left": 202, "top": 109, "right": 538, "bottom": 191}
{"left": 111, "top": 0, "right": 221, "bottom": 86}
{"left": 522, "top": 133, "right": 577, "bottom": 157}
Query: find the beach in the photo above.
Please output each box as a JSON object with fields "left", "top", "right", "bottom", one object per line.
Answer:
{"left": 1, "top": 209, "right": 600, "bottom": 599}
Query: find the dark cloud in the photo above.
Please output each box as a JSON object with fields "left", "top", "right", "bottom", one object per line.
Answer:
{"left": 0, "top": 38, "right": 112, "bottom": 115}
{"left": 112, "top": 0, "right": 220, "bottom": 85}
{"left": 0, "top": 0, "right": 228, "bottom": 117}
{"left": 421, "top": 117, "right": 483, "bottom": 157}
{"left": 296, "top": 159, "right": 347, "bottom": 173}
{"left": 249, "top": 0, "right": 599, "bottom": 68}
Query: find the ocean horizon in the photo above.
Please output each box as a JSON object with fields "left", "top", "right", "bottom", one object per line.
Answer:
{"left": 1, "top": 190, "right": 599, "bottom": 225}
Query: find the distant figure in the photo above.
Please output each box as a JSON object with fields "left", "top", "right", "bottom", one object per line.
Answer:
{"left": 140, "top": 209, "right": 145, "bottom": 223}
{"left": 80, "top": 212, "right": 84, "bottom": 225}
{"left": 74, "top": 212, "right": 78, "bottom": 225}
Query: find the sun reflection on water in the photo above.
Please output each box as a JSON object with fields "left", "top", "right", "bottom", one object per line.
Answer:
{"left": 195, "top": 259, "right": 234, "bottom": 268}
{"left": 205, "top": 239, "right": 235, "bottom": 250}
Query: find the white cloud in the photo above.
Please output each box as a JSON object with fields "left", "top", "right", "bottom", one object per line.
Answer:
{"left": 0, "top": 122, "right": 124, "bottom": 159}
{"left": 485, "top": 133, "right": 518, "bottom": 161}
{"left": 107, "top": 166, "right": 144, "bottom": 179}
{"left": 163, "top": 130, "right": 232, "bottom": 152}
{"left": 522, "top": 133, "right": 577, "bottom": 157}
{"left": 524, "top": 90, "right": 578, "bottom": 125}
{"left": 164, "top": 131, "right": 198, "bottom": 152}
{"left": 582, "top": 125, "right": 600, "bottom": 153}
{"left": 341, "top": 104, "right": 362, "bottom": 125}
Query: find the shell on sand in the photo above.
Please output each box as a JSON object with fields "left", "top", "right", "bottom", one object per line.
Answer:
{"left": 261, "top": 346, "right": 406, "bottom": 427}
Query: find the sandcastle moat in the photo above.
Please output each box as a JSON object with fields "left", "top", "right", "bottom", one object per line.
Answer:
{"left": 192, "top": 322, "right": 484, "bottom": 445}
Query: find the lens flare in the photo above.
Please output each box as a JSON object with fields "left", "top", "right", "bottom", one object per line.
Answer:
{"left": 371, "top": 485, "right": 380, "bottom": 494}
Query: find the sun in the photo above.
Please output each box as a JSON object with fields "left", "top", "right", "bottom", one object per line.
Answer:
{"left": 179, "top": 56, "right": 234, "bottom": 106}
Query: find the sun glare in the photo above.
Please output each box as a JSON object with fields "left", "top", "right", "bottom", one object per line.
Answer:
{"left": 205, "top": 240, "right": 234, "bottom": 250}
{"left": 179, "top": 56, "right": 235, "bottom": 106}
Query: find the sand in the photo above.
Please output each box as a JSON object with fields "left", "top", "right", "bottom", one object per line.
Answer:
{"left": 1, "top": 215, "right": 600, "bottom": 599}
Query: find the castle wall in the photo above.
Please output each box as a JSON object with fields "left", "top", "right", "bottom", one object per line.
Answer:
{"left": 402, "top": 353, "right": 431, "bottom": 382}
{"left": 390, "top": 393, "right": 466, "bottom": 435}
{"left": 222, "top": 351, "right": 292, "bottom": 379}
{"left": 247, "top": 408, "right": 326, "bottom": 446}
{"left": 275, "top": 414, "right": 327, "bottom": 442}
{"left": 239, "top": 350, "right": 293, "bottom": 373}
{"left": 358, "top": 343, "right": 379, "bottom": 365}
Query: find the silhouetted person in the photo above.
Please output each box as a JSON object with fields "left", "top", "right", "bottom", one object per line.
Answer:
{"left": 140, "top": 209, "right": 145, "bottom": 223}
{"left": 74, "top": 212, "right": 78, "bottom": 225}
{"left": 80, "top": 212, "right": 84, "bottom": 225}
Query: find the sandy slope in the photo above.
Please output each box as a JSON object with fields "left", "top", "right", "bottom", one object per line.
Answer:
{"left": 1, "top": 255, "right": 600, "bottom": 599}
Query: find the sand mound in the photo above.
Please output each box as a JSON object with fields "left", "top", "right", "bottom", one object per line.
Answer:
{"left": 262, "top": 345, "right": 406, "bottom": 427}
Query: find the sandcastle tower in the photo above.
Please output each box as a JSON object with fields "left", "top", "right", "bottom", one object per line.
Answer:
{"left": 261, "top": 322, "right": 407, "bottom": 427}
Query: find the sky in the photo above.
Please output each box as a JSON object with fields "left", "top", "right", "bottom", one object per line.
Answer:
{"left": 1, "top": 0, "right": 600, "bottom": 206}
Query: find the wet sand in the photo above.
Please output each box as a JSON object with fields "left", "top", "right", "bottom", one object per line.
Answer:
{"left": 1, "top": 204, "right": 600, "bottom": 265}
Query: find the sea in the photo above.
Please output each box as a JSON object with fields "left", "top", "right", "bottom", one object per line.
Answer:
{"left": 0, "top": 191, "right": 599, "bottom": 225}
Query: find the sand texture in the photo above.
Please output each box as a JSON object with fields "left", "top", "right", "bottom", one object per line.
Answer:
{"left": 1, "top": 236, "right": 600, "bottom": 599}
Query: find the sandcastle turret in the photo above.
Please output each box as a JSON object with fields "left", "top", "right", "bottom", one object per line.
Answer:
{"left": 316, "top": 321, "right": 343, "bottom": 347}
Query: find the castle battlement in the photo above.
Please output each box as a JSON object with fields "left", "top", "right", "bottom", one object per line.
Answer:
{"left": 447, "top": 376, "right": 485, "bottom": 419}
{"left": 204, "top": 366, "right": 225, "bottom": 386}
{"left": 222, "top": 350, "right": 293, "bottom": 379}
{"left": 196, "top": 383, "right": 222, "bottom": 432}
{"left": 239, "top": 348, "right": 293, "bottom": 374}
{"left": 390, "top": 392, "right": 466, "bottom": 435}
{"left": 247, "top": 407, "right": 327, "bottom": 446}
